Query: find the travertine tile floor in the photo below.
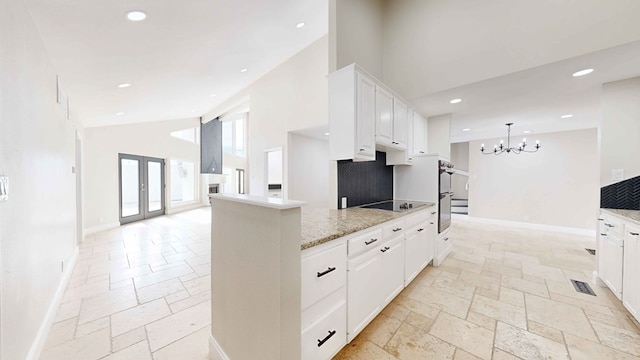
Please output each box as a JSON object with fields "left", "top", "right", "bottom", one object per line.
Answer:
{"left": 42, "top": 208, "right": 640, "bottom": 359}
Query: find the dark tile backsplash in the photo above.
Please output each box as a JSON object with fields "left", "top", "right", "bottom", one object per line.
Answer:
{"left": 601, "top": 175, "right": 640, "bottom": 210}
{"left": 337, "top": 151, "right": 393, "bottom": 208}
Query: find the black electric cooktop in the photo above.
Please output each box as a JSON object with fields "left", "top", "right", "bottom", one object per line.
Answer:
{"left": 360, "top": 200, "right": 428, "bottom": 212}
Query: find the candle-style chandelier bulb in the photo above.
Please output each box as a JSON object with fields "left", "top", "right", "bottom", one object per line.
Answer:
{"left": 480, "top": 123, "right": 541, "bottom": 155}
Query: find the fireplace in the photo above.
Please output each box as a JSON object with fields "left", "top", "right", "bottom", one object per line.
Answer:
{"left": 208, "top": 183, "right": 220, "bottom": 205}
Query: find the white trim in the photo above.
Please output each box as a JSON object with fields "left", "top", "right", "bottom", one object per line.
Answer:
{"left": 455, "top": 215, "right": 596, "bottom": 236}
{"left": 166, "top": 202, "right": 204, "bottom": 215}
{"left": 209, "top": 335, "right": 230, "bottom": 360}
{"left": 84, "top": 222, "right": 119, "bottom": 236}
{"left": 27, "top": 246, "right": 79, "bottom": 360}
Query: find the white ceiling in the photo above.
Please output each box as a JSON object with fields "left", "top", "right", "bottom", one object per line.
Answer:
{"left": 412, "top": 40, "right": 640, "bottom": 144}
{"left": 24, "top": 0, "right": 328, "bottom": 128}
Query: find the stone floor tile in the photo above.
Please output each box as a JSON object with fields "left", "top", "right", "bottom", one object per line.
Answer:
{"left": 112, "top": 326, "right": 148, "bottom": 352}
{"left": 40, "top": 327, "right": 111, "bottom": 360}
{"left": 358, "top": 313, "right": 402, "bottom": 348}
{"left": 111, "top": 298, "right": 171, "bottom": 337}
{"left": 429, "top": 312, "right": 493, "bottom": 360}
{"left": 77, "top": 285, "right": 138, "bottom": 325}
{"left": 404, "top": 311, "right": 435, "bottom": 332}
{"left": 499, "top": 286, "right": 525, "bottom": 308}
{"left": 502, "top": 275, "right": 549, "bottom": 297}
{"left": 145, "top": 300, "right": 210, "bottom": 351}
{"left": 454, "top": 348, "right": 483, "bottom": 360}
{"left": 152, "top": 326, "right": 211, "bottom": 360}
{"left": 525, "top": 293, "right": 597, "bottom": 341}
{"left": 136, "top": 278, "right": 186, "bottom": 304}
{"left": 466, "top": 311, "right": 496, "bottom": 331}
{"left": 495, "top": 322, "right": 569, "bottom": 360}
{"left": 75, "top": 316, "right": 110, "bottom": 337}
{"left": 527, "top": 320, "right": 565, "bottom": 344}
{"left": 334, "top": 336, "right": 397, "bottom": 360}
{"left": 384, "top": 323, "right": 456, "bottom": 360}
{"left": 43, "top": 317, "right": 77, "bottom": 350}
{"left": 470, "top": 294, "right": 527, "bottom": 329}
{"left": 591, "top": 320, "right": 640, "bottom": 356}
{"left": 564, "top": 333, "right": 640, "bottom": 360}
{"left": 101, "top": 340, "right": 152, "bottom": 360}
{"left": 380, "top": 302, "right": 410, "bottom": 322}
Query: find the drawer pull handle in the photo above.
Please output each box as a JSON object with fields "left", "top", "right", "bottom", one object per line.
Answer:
{"left": 444, "top": 237, "right": 449, "bottom": 241}
{"left": 317, "top": 267, "right": 336, "bottom": 278}
{"left": 417, "top": 228, "right": 424, "bottom": 232}
{"left": 600, "top": 233, "right": 607, "bottom": 236}
{"left": 380, "top": 246, "right": 390, "bottom": 253}
{"left": 431, "top": 211, "right": 437, "bottom": 215}
{"left": 359, "top": 148, "right": 365, "bottom": 152}
{"left": 605, "top": 223, "right": 614, "bottom": 228}
{"left": 630, "top": 232, "right": 639, "bottom": 236}
{"left": 419, "top": 151, "right": 425, "bottom": 154}
{"left": 365, "top": 238, "right": 378, "bottom": 245}
{"left": 317, "top": 330, "right": 336, "bottom": 347}
{"left": 429, "top": 222, "right": 434, "bottom": 225}
{"left": 598, "top": 218, "right": 604, "bottom": 221}
{"left": 392, "top": 227, "right": 402, "bottom": 232}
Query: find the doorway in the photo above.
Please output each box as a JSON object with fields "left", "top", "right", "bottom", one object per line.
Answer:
{"left": 119, "top": 153, "right": 165, "bottom": 225}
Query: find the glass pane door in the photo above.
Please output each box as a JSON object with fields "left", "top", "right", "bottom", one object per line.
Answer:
{"left": 119, "top": 154, "right": 165, "bottom": 225}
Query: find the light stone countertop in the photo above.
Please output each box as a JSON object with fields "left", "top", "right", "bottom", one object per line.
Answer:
{"left": 601, "top": 208, "right": 640, "bottom": 226}
{"left": 301, "top": 203, "right": 436, "bottom": 250}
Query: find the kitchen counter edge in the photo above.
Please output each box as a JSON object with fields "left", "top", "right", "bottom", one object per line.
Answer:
{"left": 601, "top": 208, "right": 640, "bottom": 227}
{"left": 301, "top": 203, "right": 436, "bottom": 250}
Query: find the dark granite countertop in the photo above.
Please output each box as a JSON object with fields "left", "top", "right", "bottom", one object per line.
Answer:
{"left": 301, "top": 202, "right": 436, "bottom": 250}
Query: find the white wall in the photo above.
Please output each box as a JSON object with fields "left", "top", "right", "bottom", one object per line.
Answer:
{"left": 83, "top": 118, "right": 200, "bottom": 231}
{"left": 601, "top": 76, "right": 640, "bottom": 186}
{"left": 383, "top": 0, "right": 640, "bottom": 99}
{"left": 202, "top": 36, "right": 329, "bottom": 199}
{"left": 427, "top": 114, "right": 451, "bottom": 159}
{"left": 288, "top": 134, "right": 330, "bottom": 208}
{"left": 0, "top": 1, "right": 79, "bottom": 358}
{"left": 451, "top": 142, "right": 469, "bottom": 200}
{"left": 468, "top": 129, "right": 599, "bottom": 230}
{"left": 330, "top": 0, "right": 384, "bottom": 78}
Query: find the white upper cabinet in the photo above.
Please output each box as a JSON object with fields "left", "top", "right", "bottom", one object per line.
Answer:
{"left": 413, "top": 112, "right": 428, "bottom": 155}
{"left": 329, "top": 64, "right": 376, "bottom": 161}
{"left": 393, "top": 98, "right": 408, "bottom": 149}
{"left": 375, "top": 86, "right": 394, "bottom": 146}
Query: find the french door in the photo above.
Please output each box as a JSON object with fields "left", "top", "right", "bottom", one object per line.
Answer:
{"left": 119, "top": 154, "right": 165, "bottom": 224}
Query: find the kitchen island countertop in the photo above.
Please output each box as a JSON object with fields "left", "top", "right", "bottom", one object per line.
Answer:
{"left": 301, "top": 203, "right": 436, "bottom": 250}
{"left": 601, "top": 208, "right": 640, "bottom": 226}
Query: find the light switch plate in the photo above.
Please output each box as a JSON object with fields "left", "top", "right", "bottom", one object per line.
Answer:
{"left": 0, "top": 177, "right": 8, "bottom": 201}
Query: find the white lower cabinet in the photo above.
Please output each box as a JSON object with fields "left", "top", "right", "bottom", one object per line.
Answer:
{"left": 623, "top": 225, "right": 640, "bottom": 320}
{"left": 404, "top": 220, "right": 430, "bottom": 285}
{"left": 379, "top": 235, "right": 405, "bottom": 306}
{"left": 599, "top": 220, "right": 624, "bottom": 299}
{"left": 301, "top": 302, "right": 347, "bottom": 360}
{"left": 347, "top": 242, "right": 384, "bottom": 342}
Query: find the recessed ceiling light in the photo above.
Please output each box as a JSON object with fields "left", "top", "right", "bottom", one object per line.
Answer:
{"left": 572, "top": 68, "right": 594, "bottom": 77}
{"left": 560, "top": 114, "right": 574, "bottom": 119}
{"left": 324, "top": 132, "right": 330, "bottom": 136}
{"left": 462, "top": 128, "right": 470, "bottom": 132}
{"left": 450, "top": 98, "right": 462, "bottom": 104}
{"left": 126, "top": 10, "right": 147, "bottom": 21}
{"left": 523, "top": 130, "right": 532, "bottom": 134}
{"left": 240, "top": 68, "right": 248, "bottom": 73}
{"left": 296, "top": 22, "right": 305, "bottom": 28}
{"left": 117, "top": 83, "right": 131, "bottom": 88}
{"left": 116, "top": 112, "right": 124, "bottom": 116}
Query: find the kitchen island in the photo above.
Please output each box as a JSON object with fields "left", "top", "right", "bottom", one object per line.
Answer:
{"left": 209, "top": 194, "right": 437, "bottom": 360}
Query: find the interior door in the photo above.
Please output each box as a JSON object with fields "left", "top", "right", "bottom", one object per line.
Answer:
{"left": 119, "top": 154, "right": 165, "bottom": 225}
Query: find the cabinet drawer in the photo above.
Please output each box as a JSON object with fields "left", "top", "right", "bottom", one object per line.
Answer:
{"left": 602, "top": 216, "right": 624, "bottom": 238}
{"left": 348, "top": 228, "right": 383, "bottom": 257}
{"left": 301, "top": 302, "right": 347, "bottom": 360}
{"left": 383, "top": 219, "right": 405, "bottom": 239}
{"left": 302, "top": 243, "right": 346, "bottom": 309}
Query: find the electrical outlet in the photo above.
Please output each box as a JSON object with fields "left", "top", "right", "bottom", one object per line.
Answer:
{"left": 0, "top": 177, "right": 8, "bottom": 201}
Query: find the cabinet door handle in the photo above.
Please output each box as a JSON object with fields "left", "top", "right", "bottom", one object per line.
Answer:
{"left": 317, "top": 267, "right": 337, "bottom": 278}
{"left": 605, "top": 223, "right": 614, "bottom": 228}
{"left": 630, "top": 232, "right": 639, "bottom": 236}
{"left": 392, "top": 227, "right": 402, "bottom": 232}
{"left": 600, "top": 233, "right": 607, "bottom": 236}
{"left": 444, "top": 237, "right": 449, "bottom": 241}
{"left": 431, "top": 211, "right": 437, "bottom": 215}
{"left": 419, "top": 151, "right": 425, "bottom": 154}
{"left": 417, "top": 228, "right": 424, "bottom": 232}
{"left": 380, "top": 246, "right": 390, "bottom": 253}
{"left": 359, "top": 148, "right": 365, "bottom": 152}
{"left": 365, "top": 238, "right": 378, "bottom": 245}
{"left": 598, "top": 218, "right": 604, "bottom": 221}
{"left": 317, "top": 330, "right": 336, "bottom": 347}
{"left": 429, "top": 222, "right": 434, "bottom": 225}
{"left": 408, "top": 157, "right": 413, "bottom": 160}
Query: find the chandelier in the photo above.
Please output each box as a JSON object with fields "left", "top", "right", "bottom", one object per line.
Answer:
{"left": 480, "top": 123, "right": 540, "bottom": 155}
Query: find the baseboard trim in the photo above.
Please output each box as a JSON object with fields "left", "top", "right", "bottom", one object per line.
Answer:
{"left": 455, "top": 215, "right": 596, "bottom": 237}
{"left": 209, "top": 334, "right": 230, "bottom": 360}
{"left": 27, "top": 246, "right": 79, "bottom": 360}
{"left": 166, "top": 203, "right": 206, "bottom": 215}
{"left": 84, "top": 222, "right": 119, "bottom": 236}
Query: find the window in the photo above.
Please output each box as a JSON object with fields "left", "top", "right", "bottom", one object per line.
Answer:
{"left": 221, "top": 115, "right": 246, "bottom": 158}
{"left": 235, "top": 168, "right": 245, "bottom": 194}
{"left": 170, "top": 127, "right": 199, "bottom": 144}
{"left": 170, "top": 160, "right": 196, "bottom": 204}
